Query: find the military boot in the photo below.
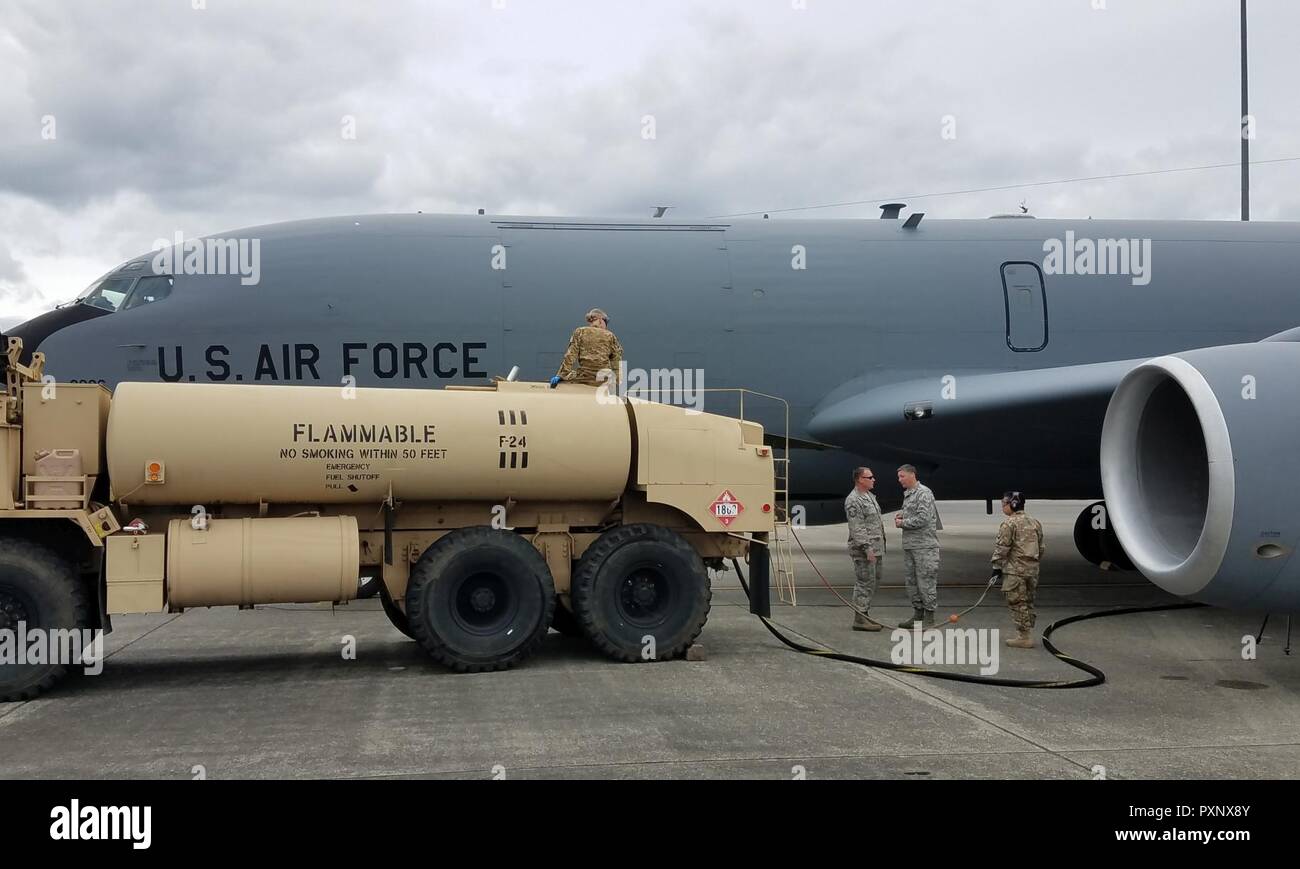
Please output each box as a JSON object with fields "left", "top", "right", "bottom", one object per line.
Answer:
{"left": 922, "top": 609, "right": 937, "bottom": 628}
{"left": 1005, "top": 629, "right": 1035, "bottom": 649}
{"left": 898, "top": 608, "right": 924, "bottom": 629}
{"left": 853, "top": 611, "right": 883, "bottom": 632}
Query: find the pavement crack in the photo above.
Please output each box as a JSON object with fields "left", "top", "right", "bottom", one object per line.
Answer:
{"left": 337, "top": 747, "right": 1075, "bottom": 780}
{"left": 760, "top": 617, "right": 1096, "bottom": 775}
{"left": 103, "top": 614, "right": 185, "bottom": 661}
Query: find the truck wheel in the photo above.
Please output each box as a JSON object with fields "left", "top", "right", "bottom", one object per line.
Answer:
{"left": 550, "top": 599, "right": 584, "bottom": 638}
{"left": 378, "top": 581, "right": 415, "bottom": 640}
{"left": 405, "top": 527, "right": 555, "bottom": 672}
{"left": 0, "top": 538, "right": 91, "bottom": 702}
{"left": 572, "top": 524, "right": 711, "bottom": 662}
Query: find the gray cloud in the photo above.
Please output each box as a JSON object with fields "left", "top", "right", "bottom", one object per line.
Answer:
{"left": 0, "top": 241, "right": 31, "bottom": 313}
{"left": 0, "top": 0, "right": 442, "bottom": 208}
{"left": 0, "top": 244, "right": 24, "bottom": 281}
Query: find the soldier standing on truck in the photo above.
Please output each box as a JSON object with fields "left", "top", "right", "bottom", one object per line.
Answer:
{"left": 991, "top": 491, "right": 1045, "bottom": 649}
{"left": 844, "top": 467, "right": 886, "bottom": 632}
{"left": 549, "top": 308, "right": 623, "bottom": 388}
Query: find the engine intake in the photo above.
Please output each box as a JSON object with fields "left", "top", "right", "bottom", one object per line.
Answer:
{"left": 1100, "top": 343, "right": 1300, "bottom": 611}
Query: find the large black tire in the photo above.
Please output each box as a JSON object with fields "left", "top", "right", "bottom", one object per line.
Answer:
{"left": 0, "top": 537, "right": 91, "bottom": 702}
{"left": 356, "top": 575, "right": 383, "bottom": 600}
{"left": 1072, "top": 505, "right": 1105, "bottom": 567}
{"left": 378, "top": 580, "right": 415, "bottom": 640}
{"left": 1074, "top": 501, "right": 1135, "bottom": 571}
{"left": 405, "top": 527, "right": 555, "bottom": 672}
{"left": 571, "top": 524, "right": 711, "bottom": 662}
{"left": 549, "top": 598, "right": 584, "bottom": 638}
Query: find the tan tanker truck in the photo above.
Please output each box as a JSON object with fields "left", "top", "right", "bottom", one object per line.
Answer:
{"left": 0, "top": 337, "right": 777, "bottom": 700}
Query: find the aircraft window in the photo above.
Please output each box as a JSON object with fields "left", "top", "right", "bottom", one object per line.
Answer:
{"left": 1001, "top": 262, "right": 1048, "bottom": 351}
{"left": 76, "top": 276, "right": 137, "bottom": 312}
{"left": 121, "top": 275, "right": 174, "bottom": 311}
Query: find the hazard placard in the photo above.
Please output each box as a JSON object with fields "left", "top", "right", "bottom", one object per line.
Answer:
{"left": 709, "top": 490, "right": 744, "bottom": 527}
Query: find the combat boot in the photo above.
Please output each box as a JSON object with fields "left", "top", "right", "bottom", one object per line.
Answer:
{"left": 853, "top": 612, "right": 883, "bottom": 632}
{"left": 1006, "top": 630, "right": 1035, "bottom": 649}
{"left": 922, "top": 609, "right": 936, "bottom": 628}
{"left": 898, "top": 608, "right": 924, "bottom": 629}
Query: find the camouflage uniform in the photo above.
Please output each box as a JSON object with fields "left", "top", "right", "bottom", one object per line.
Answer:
{"left": 899, "top": 482, "right": 943, "bottom": 612}
{"left": 556, "top": 325, "right": 623, "bottom": 386}
{"left": 992, "top": 511, "right": 1045, "bottom": 634}
{"left": 844, "top": 488, "right": 886, "bottom": 613}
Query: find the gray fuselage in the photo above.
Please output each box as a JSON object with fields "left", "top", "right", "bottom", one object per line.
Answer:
{"left": 20, "top": 213, "right": 1300, "bottom": 513}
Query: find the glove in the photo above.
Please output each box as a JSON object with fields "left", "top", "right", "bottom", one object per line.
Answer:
{"left": 991, "top": 568, "right": 1003, "bottom": 580}
{"left": 549, "top": 375, "right": 562, "bottom": 388}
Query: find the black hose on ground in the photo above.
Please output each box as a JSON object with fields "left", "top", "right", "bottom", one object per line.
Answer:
{"left": 729, "top": 557, "right": 1205, "bottom": 690}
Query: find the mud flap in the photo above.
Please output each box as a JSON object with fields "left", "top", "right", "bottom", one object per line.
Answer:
{"left": 748, "top": 535, "right": 771, "bottom": 618}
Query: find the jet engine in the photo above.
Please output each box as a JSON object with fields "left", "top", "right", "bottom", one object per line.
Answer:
{"left": 1099, "top": 342, "right": 1300, "bottom": 611}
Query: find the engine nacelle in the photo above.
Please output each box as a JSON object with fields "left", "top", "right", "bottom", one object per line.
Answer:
{"left": 1100, "top": 342, "right": 1300, "bottom": 611}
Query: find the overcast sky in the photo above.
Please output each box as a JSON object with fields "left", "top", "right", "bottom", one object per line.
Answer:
{"left": 2, "top": 0, "right": 1298, "bottom": 327}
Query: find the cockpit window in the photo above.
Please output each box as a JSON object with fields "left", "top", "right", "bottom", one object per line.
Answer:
{"left": 121, "top": 275, "right": 173, "bottom": 310}
{"left": 76, "top": 276, "right": 136, "bottom": 312}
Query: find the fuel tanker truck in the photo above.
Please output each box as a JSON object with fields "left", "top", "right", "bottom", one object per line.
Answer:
{"left": 0, "top": 337, "right": 776, "bottom": 700}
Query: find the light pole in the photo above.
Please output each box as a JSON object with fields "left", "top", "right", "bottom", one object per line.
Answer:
{"left": 1241, "top": 0, "right": 1250, "bottom": 221}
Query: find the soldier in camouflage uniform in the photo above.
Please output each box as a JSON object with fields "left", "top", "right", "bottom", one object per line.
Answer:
{"left": 991, "top": 491, "right": 1044, "bottom": 649}
{"left": 894, "top": 464, "right": 942, "bottom": 628}
{"left": 551, "top": 308, "right": 623, "bottom": 387}
{"left": 844, "top": 467, "right": 886, "bottom": 632}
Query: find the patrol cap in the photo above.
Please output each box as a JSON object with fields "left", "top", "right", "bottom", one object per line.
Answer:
{"left": 586, "top": 308, "right": 610, "bottom": 323}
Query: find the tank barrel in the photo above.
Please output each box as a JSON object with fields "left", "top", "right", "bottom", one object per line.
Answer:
{"left": 106, "top": 380, "right": 634, "bottom": 506}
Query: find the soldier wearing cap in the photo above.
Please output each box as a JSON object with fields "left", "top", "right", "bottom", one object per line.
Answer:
{"left": 991, "top": 491, "right": 1045, "bottom": 649}
{"left": 550, "top": 308, "right": 623, "bottom": 388}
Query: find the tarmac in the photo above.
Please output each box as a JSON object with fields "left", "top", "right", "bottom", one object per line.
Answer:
{"left": 2, "top": 500, "right": 1298, "bottom": 779}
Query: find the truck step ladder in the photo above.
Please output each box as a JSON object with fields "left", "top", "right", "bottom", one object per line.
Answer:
{"left": 772, "top": 456, "right": 797, "bottom": 605}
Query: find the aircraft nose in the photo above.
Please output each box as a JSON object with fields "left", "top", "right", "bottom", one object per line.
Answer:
{"left": 4, "top": 304, "right": 113, "bottom": 363}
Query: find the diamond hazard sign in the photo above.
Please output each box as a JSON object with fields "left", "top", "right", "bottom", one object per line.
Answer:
{"left": 709, "top": 490, "right": 744, "bottom": 527}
